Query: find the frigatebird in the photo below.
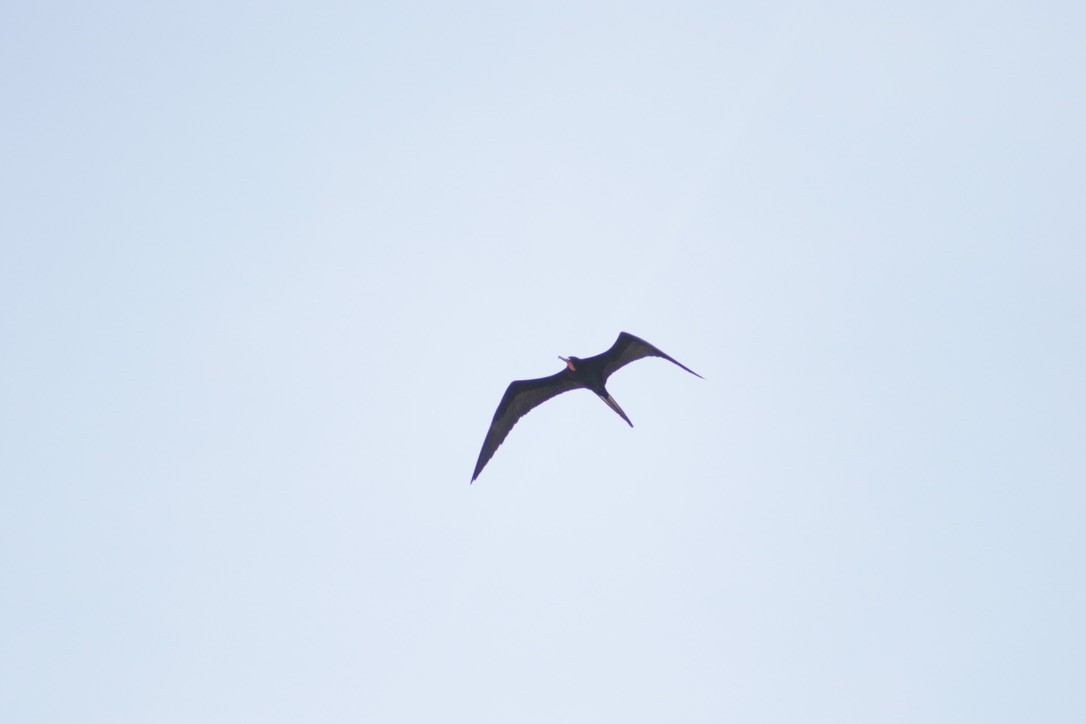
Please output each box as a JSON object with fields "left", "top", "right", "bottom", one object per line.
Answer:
{"left": 471, "top": 332, "right": 702, "bottom": 482}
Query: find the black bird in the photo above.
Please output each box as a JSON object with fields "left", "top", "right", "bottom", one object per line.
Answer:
{"left": 471, "top": 332, "right": 702, "bottom": 482}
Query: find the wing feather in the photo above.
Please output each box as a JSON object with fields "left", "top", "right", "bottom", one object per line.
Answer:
{"left": 590, "top": 332, "right": 703, "bottom": 381}
{"left": 471, "top": 371, "right": 580, "bottom": 482}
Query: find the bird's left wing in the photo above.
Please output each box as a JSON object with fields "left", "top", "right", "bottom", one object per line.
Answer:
{"left": 471, "top": 371, "right": 580, "bottom": 482}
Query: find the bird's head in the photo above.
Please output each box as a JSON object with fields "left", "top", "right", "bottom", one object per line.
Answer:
{"left": 559, "top": 355, "right": 578, "bottom": 371}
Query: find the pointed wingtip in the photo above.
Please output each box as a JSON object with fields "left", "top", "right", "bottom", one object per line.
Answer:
{"left": 680, "top": 362, "right": 704, "bottom": 379}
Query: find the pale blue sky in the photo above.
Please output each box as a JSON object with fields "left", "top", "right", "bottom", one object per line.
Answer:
{"left": 2, "top": 2, "right": 1084, "bottom": 722}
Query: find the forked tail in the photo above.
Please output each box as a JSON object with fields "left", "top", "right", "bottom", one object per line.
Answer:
{"left": 598, "top": 393, "right": 634, "bottom": 427}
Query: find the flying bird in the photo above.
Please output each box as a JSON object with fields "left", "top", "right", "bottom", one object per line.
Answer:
{"left": 471, "top": 332, "right": 702, "bottom": 482}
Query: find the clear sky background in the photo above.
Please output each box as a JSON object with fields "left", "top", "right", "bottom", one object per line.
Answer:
{"left": 2, "top": 2, "right": 1084, "bottom": 722}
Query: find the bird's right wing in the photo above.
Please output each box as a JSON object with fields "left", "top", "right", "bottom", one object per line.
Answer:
{"left": 471, "top": 371, "right": 580, "bottom": 482}
{"left": 594, "top": 331, "right": 703, "bottom": 381}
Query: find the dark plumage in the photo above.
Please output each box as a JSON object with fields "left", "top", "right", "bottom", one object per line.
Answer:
{"left": 471, "top": 332, "right": 702, "bottom": 482}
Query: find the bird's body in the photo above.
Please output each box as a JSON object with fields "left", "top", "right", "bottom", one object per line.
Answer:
{"left": 471, "top": 332, "right": 702, "bottom": 482}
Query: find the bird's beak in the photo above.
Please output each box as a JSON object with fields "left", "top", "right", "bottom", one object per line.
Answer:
{"left": 558, "top": 356, "right": 575, "bottom": 371}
